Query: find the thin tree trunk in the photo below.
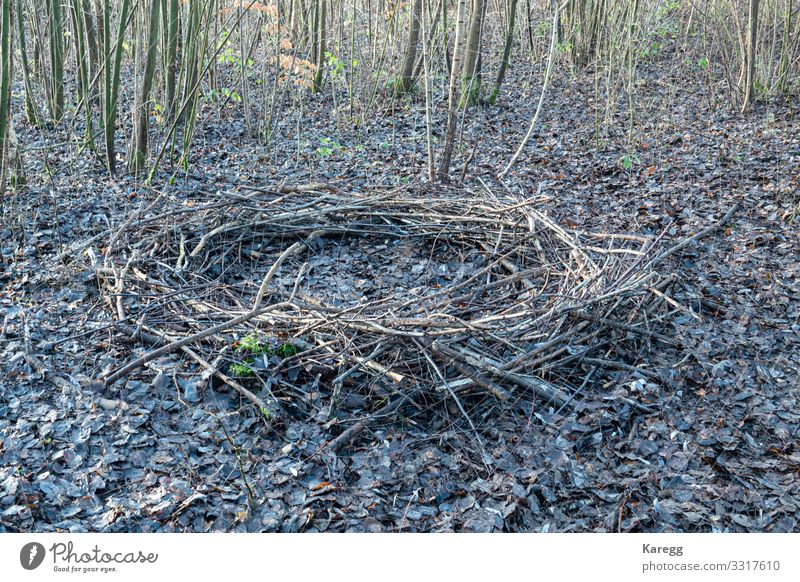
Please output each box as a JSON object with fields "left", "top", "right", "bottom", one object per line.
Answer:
{"left": 176, "top": 0, "right": 204, "bottom": 168}
{"left": 165, "top": 0, "right": 180, "bottom": 121}
{"left": 313, "top": 0, "right": 327, "bottom": 91}
{"left": 396, "top": 0, "right": 422, "bottom": 94}
{"left": 71, "top": 0, "right": 94, "bottom": 148}
{"left": 489, "top": 0, "right": 518, "bottom": 104}
{"left": 742, "top": 0, "right": 760, "bottom": 111}
{"left": 778, "top": 0, "right": 792, "bottom": 94}
{"left": 525, "top": 0, "right": 534, "bottom": 55}
{"left": 461, "top": 0, "right": 487, "bottom": 106}
{"left": 441, "top": 0, "right": 450, "bottom": 76}
{"left": 81, "top": 0, "right": 100, "bottom": 107}
{"left": 15, "top": 0, "right": 40, "bottom": 127}
{"left": 437, "top": 0, "right": 469, "bottom": 182}
{"left": 94, "top": 0, "right": 104, "bottom": 79}
{"left": 103, "top": 0, "right": 131, "bottom": 175}
{"left": 131, "top": 0, "right": 162, "bottom": 171}
{"left": 499, "top": 1, "right": 562, "bottom": 179}
{"left": 237, "top": 0, "right": 252, "bottom": 135}
{"left": 412, "top": 0, "right": 441, "bottom": 80}
{"left": 421, "top": 0, "right": 434, "bottom": 180}
{"left": 181, "top": 0, "right": 201, "bottom": 124}
{"left": 311, "top": 0, "right": 319, "bottom": 74}
{"left": 0, "top": 0, "right": 12, "bottom": 193}
{"left": 47, "top": 0, "right": 65, "bottom": 124}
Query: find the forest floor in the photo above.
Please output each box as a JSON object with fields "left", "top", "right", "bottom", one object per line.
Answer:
{"left": 1, "top": 63, "right": 799, "bottom": 532}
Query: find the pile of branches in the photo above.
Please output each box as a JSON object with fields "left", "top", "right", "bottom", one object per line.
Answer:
{"left": 95, "top": 182, "right": 735, "bottom": 448}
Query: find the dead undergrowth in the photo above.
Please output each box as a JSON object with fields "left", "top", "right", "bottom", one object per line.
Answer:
{"left": 95, "top": 181, "right": 736, "bottom": 451}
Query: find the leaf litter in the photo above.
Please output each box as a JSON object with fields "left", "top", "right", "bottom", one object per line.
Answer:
{"left": 1, "top": 65, "right": 798, "bottom": 532}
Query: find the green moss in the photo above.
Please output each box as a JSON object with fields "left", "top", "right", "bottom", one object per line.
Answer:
{"left": 234, "top": 332, "right": 299, "bottom": 358}
{"left": 237, "top": 332, "right": 269, "bottom": 355}
{"left": 229, "top": 333, "right": 300, "bottom": 379}
{"left": 459, "top": 76, "right": 482, "bottom": 108}
{"left": 272, "top": 343, "right": 299, "bottom": 357}
{"left": 229, "top": 361, "right": 255, "bottom": 377}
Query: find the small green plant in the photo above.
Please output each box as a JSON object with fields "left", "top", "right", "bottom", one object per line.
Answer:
{"left": 217, "top": 47, "right": 253, "bottom": 69}
{"left": 228, "top": 331, "right": 298, "bottom": 378}
{"left": 272, "top": 343, "right": 299, "bottom": 357}
{"left": 260, "top": 406, "right": 272, "bottom": 420}
{"left": 620, "top": 153, "right": 639, "bottom": 170}
{"left": 697, "top": 56, "right": 709, "bottom": 70}
{"left": 556, "top": 41, "right": 574, "bottom": 54}
{"left": 221, "top": 87, "right": 242, "bottom": 103}
{"left": 653, "top": 22, "right": 678, "bottom": 37}
{"left": 203, "top": 87, "right": 241, "bottom": 103}
{"left": 236, "top": 332, "right": 269, "bottom": 354}
{"left": 316, "top": 136, "right": 344, "bottom": 157}
{"left": 393, "top": 76, "right": 417, "bottom": 95}
{"left": 152, "top": 102, "right": 165, "bottom": 124}
{"left": 234, "top": 332, "right": 300, "bottom": 358}
{"left": 229, "top": 362, "right": 255, "bottom": 377}
{"left": 639, "top": 41, "right": 662, "bottom": 60}
{"left": 325, "top": 51, "right": 346, "bottom": 78}
{"left": 534, "top": 20, "right": 550, "bottom": 39}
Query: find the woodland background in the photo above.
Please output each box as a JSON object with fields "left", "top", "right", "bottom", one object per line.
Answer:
{"left": 0, "top": 0, "right": 798, "bottom": 533}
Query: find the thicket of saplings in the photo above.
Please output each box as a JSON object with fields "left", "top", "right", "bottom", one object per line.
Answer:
{"left": 0, "top": 0, "right": 797, "bottom": 193}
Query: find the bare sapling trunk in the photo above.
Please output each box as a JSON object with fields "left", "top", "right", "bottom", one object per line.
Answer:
{"left": 461, "top": 0, "right": 487, "bottom": 107}
{"left": 165, "top": 0, "right": 180, "bottom": 122}
{"left": 437, "top": 0, "right": 469, "bottom": 182}
{"left": 396, "top": 0, "right": 422, "bottom": 94}
{"left": 130, "top": 0, "right": 162, "bottom": 171}
{"left": 499, "top": 1, "right": 563, "bottom": 179}
{"left": 47, "top": 0, "right": 65, "bottom": 124}
{"left": 0, "top": 0, "right": 12, "bottom": 193}
{"left": 742, "top": 0, "right": 760, "bottom": 111}
{"left": 181, "top": 0, "right": 202, "bottom": 127}
{"left": 421, "top": 0, "right": 435, "bottom": 180}
{"left": 15, "top": 0, "right": 40, "bottom": 127}
{"left": 313, "top": 0, "right": 327, "bottom": 91}
{"left": 103, "top": 0, "right": 131, "bottom": 176}
{"left": 776, "top": 0, "right": 793, "bottom": 94}
{"left": 71, "top": 0, "right": 94, "bottom": 148}
{"left": 489, "top": 0, "right": 519, "bottom": 104}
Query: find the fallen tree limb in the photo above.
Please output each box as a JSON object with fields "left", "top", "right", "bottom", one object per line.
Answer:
{"left": 328, "top": 388, "right": 422, "bottom": 452}
{"left": 652, "top": 204, "right": 740, "bottom": 264}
